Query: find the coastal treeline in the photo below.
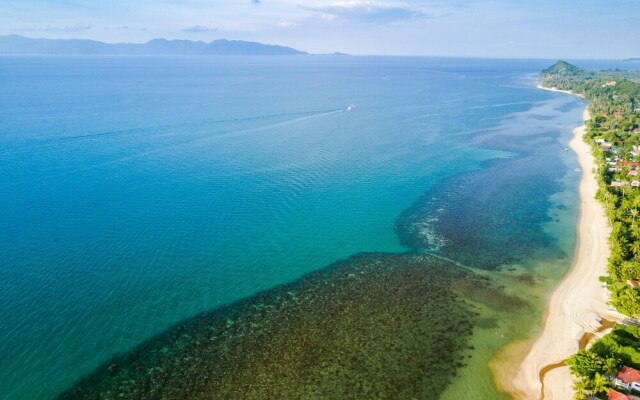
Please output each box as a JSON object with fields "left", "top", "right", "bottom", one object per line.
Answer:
{"left": 566, "top": 325, "right": 640, "bottom": 398}
{"left": 541, "top": 61, "right": 640, "bottom": 399}
{"left": 541, "top": 61, "right": 640, "bottom": 316}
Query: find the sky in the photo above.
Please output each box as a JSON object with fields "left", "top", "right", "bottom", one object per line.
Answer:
{"left": 1, "top": 0, "right": 639, "bottom": 58}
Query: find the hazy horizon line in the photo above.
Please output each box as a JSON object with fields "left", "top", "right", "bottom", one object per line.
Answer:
{"left": 1, "top": 34, "right": 636, "bottom": 61}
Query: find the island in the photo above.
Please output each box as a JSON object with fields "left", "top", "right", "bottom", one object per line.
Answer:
{"left": 0, "top": 35, "right": 307, "bottom": 55}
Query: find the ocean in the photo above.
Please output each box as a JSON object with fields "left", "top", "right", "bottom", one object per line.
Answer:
{"left": 0, "top": 55, "right": 589, "bottom": 399}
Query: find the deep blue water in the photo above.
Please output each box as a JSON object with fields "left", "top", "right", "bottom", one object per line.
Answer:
{"left": 0, "top": 56, "right": 585, "bottom": 399}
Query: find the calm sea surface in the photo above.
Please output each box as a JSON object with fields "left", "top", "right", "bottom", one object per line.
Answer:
{"left": 0, "top": 56, "right": 589, "bottom": 399}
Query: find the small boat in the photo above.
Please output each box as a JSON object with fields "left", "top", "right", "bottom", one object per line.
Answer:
{"left": 347, "top": 104, "right": 356, "bottom": 111}
{"left": 564, "top": 147, "right": 569, "bottom": 151}
{"left": 575, "top": 168, "right": 581, "bottom": 172}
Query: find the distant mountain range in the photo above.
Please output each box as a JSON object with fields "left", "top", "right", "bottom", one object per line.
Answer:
{"left": 0, "top": 35, "right": 308, "bottom": 55}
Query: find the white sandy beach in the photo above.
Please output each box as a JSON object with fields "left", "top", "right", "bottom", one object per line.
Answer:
{"left": 512, "top": 88, "right": 616, "bottom": 399}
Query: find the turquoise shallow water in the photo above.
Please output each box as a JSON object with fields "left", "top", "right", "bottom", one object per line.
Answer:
{"left": 0, "top": 56, "right": 585, "bottom": 399}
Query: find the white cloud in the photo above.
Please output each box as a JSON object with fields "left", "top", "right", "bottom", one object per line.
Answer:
{"left": 303, "top": 1, "right": 449, "bottom": 23}
{"left": 10, "top": 23, "right": 94, "bottom": 33}
{"left": 182, "top": 25, "right": 217, "bottom": 33}
{"left": 43, "top": 23, "right": 93, "bottom": 32}
{"left": 320, "top": 13, "right": 337, "bottom": 21}
{"left": 277, "top": 20, "right": 297, "bottom": 28}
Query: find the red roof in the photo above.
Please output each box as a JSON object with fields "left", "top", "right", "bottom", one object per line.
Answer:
{"left": 616, "top": 366, "right": 640, "bottom": 384}
{"left": 608, "top": 389, "right": 633, "bottom": 400}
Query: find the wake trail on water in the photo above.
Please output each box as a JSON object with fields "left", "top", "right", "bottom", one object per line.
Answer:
{"left": 0, "top": 108, "right": 344, "bottom": 190}
{"left": 6, "top": 109, "right": 343, "bottom": 149}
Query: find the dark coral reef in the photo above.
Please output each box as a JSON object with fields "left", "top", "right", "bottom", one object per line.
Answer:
{"left": 58, "top": 253, "right": 485, "bottom": 400}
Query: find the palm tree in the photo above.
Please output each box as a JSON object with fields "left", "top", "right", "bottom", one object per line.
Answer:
{"left": 574, "top": 373, "right": 611, "bottom": 399}
{"left": 618, "top": 286, "right": 639, "bottom": 305}
{"left": 629, "top": 240, "right": 640, "bottom": 259}
{"left": 573, "top": 379, "right": 589, "bottom": 400}
{"left": 590, "top": 372, "right": 610, "bottom": 396}
{"left": 603, "top": 357, "right": 620, "bottom": 377}
{"left": 631, "top": 225, "right": 640, "bottom": 241}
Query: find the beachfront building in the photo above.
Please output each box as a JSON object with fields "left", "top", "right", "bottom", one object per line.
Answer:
{"left": 614, "top": 366, "right": 640, "bottom": 392}
{"left": 611, "top": 181, "right": 631, "bottom": 188}
{"left": 608, "top": 389, "right": 635, "bottom": 400}
{"left": 601, "top": 142, "right": 613, "bottom": 150}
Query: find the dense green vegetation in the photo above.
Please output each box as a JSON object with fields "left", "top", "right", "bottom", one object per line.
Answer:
{"left": 541, "top": 61, "right": 640, "bottom": 399}
{"left": 566, "top": 325, "right": 640, "bottom": 399}
{"left": 541, "top": 61, "right": 640, "bottom": 116}
{"left": 542, "top": 61, "right": 640, "bottom": 316}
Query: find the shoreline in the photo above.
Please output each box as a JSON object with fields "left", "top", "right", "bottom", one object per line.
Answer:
{"left": 506, "top": 85, "right": 614, "bottom": 399}
{"left": 535, "top": 84, "right": 587, "bottom": 99}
